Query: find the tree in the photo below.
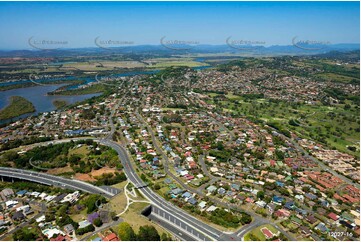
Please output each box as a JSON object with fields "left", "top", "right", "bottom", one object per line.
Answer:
{"left": 93, "top": 218, "right": 103, "bottom": 227}
{"left": 137, "top": 225, "right": 160, "bottom": 241}
{"left": 80, "top": 194, "right": 106, "bottom": 214}
{"left": 3, "top": 150, "right": 19, "bottom": 161}
{"left": 13, "top": 227, "right": 38, "bottom": 241}
{"left": 76, "top": 224, "right": 95, "bottom": 235}
{"left": 240, "top": 213, "right": 252, "bottom": 224}
{"left": 154, "top": 183, "right": 161, "bottom": 190}
{"left": 56, "top": 204, "right": 68, "bottom": 217}
{"left": 161, "top": 232, "right": 172, "bottom": 241}
{"left": 57, "top": 215, "right": 78, "bottom": 229}
{"left": 118, "top": 222, "right": 136, "bottom": 241}
{"left": 140, "top": 173, "right": 148, "bottom": 182}
{"left": 257, "top": 191, "right": 265, "bottom": 200}
{"left": 275, "top": 150, "right": 284, "bottom": 160}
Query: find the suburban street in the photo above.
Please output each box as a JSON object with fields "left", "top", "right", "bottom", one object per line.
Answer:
{"left": 132, "top": 111, "right": 295, "bottom": 241}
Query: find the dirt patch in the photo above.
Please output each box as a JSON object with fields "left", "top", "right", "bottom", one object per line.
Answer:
{"left": 90, "top": 167, "right": 117, "bottom": 177}
{"left": 74, "top": 173, "right": 96, "bottom": 182}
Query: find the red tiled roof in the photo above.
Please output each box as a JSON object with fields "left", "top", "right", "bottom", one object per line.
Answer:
{"left": 50, "top": 235, "right": 66, "bottom": 241}
{"left": 261, "top": 228, "right": 274, "bottom": 239}
{"left": 103, "top": 233, "right": 119, "bottom": 241}
{"left": 328, "top": 212, "right": 339, "bottom": 221}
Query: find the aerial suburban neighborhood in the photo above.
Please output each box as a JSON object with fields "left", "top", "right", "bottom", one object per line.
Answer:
{"left": 0, "top": 1, "right": 360, "bottom": 241}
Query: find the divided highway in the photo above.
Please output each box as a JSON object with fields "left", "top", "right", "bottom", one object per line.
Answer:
{"left": 0, "top": 137, "right": 293, "bottom": 241}
{"left": 100, "top": 139, "right": 228, "bottom": 241}
{"left": 0, "top": 167, "right": 115, "bottom": 198}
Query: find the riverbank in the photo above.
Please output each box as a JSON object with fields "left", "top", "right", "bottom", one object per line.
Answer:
{"left": 48, "top": 83, "right": 108, "bottom": 95}
{"left": 53, "top": 100, "right": 68, "bottom": 109}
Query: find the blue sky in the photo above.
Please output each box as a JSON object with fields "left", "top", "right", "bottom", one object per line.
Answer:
{"left": 0, "top": 1, "right": 359, "bottom": 50}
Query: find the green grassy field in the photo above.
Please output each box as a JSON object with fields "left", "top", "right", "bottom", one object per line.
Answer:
{"left": 315, "top": 73, "right": 356, "bottom": 83}
{"left": 207, "top": 92, "right": 360, "bottom": 157}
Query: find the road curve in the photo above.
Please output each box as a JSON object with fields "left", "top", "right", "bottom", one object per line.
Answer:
{"left": 100, "top": 139, "right": 229, "bottom": 241}
{"left": 0, "top": 167, "right": 115, "bottom": 198}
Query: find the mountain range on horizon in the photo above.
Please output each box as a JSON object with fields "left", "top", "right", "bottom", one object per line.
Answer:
{"left": 0, "top": 43, "right": 359, "bottom": 58}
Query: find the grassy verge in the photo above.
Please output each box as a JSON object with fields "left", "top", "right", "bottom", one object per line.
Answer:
{"left": 114, "top": 202, "right": 169, "bottom": 236}
{"left": 109, "top": 181, "right": 128, "bottom": 214}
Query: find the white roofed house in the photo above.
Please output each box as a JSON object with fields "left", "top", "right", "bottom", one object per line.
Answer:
{"left": 206, "top": 205, "right": 218, "bottom": 212}
{"left": 198, "top": 201, "right": 207, "bottom": 210}
{"left": 61, "top": 191, "right": 80, "bottom": 204}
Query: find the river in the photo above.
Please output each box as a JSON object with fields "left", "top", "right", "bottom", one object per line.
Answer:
{"left": 0, "top": 84, "right": 102, "bottom": 124}
{"left": 0, "top": 64, "right": 211, "bottom": 124}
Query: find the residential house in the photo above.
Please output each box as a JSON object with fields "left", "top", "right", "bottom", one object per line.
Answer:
{"left": 255, "top": 200, "right": 267, "bottom": 208}
{"left": 188, "top": 197, "right": 197, "bottom": 205}
{"left": 284, "top": 201, "right": 296, "bottom": 210}
{"left": 0, "top": 189, "right": 14, "bottom": 201}
{"left": 217, "top": 188, "right": 226, "bottom": 195}
{"left": 328, "top": 212, "right": 339, "bottom": 222}
{"left": 290, "top": 216, "right": 302, "bottom": 226}
{"left": 198, "top": 201, "right": 207, "bottom": 210}
{"left": 306, "top": 215, "right": 318, "bottom": 225}
{"left": 182, "top": 192, "right": 192, "bottom": 200}
{"left": 272, "top": 195, "right": 284, "bottom": 205}
{"left": 315, "top": 222, "right": 329, "bottom": 234}
{"left": 103, "top": 233, "right": 119, "bottom": 241}
{"left": 12, "top": 211, "right": 25, "bottom": 221}
{"left": 300, "top": 226, "right": 311, "bottom": 236}
{"left": 64, "top": 224, "right": 74, "bottom": 234}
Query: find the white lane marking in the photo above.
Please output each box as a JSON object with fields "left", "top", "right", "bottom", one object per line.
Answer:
{"left": 151, "top": 213, "right": 200, "bottom": 241}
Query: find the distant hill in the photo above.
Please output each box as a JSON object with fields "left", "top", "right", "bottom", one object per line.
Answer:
{"left": 313, "top": 50, "right": 360, "bottom": 62}
{"left": 0, "top": 43, "right": 359, "bottom": 58}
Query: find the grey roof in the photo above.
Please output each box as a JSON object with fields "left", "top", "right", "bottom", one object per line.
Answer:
{"left": 217, "top": 187, "right": 226, "bottom": 195}
{"left": 171, "top": 188, "right": 183, "bottom": 195}
{"left": 182, "top": 192, "right": 192, "bottom": 198}
{"left": 64, "top": 224, "right": 74, "bottom": 233}
{"left": 207, "top": 185, "right": 217, "bottom": 192}
{"left": 12, "top": 211, "right": 25, "bottom": 220}
{"left": 188, "top": 197, "right": 197, "bottom": 205}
